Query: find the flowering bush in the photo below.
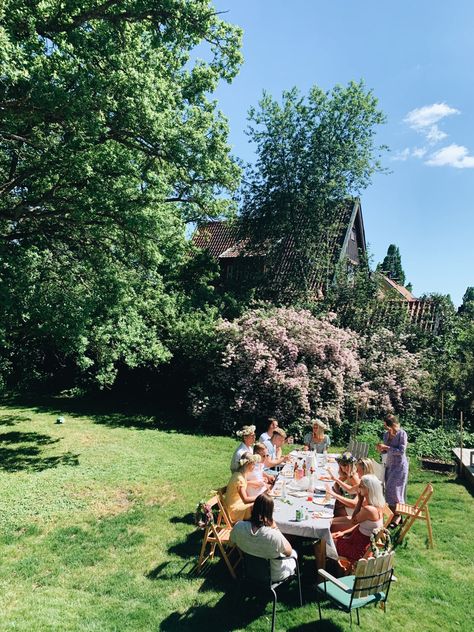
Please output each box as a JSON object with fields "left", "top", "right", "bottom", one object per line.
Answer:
{"left": 190, "top": 307, "right": 360, "bottom": 434}
{"left": 189, "top": 308, "right": 427, "bottom": 435}
{"left": 357, "top": 329, "right": 428, "bottom": 414}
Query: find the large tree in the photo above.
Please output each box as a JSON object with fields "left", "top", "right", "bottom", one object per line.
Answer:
{"left": 0, "top": 1, "right": 242, "bottom": 388}
{"left": 239, "top": 81, "right": 386, "bottom": 300}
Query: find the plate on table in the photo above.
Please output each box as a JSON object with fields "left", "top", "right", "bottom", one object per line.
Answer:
{"left": 288, "top": 490, "right": 309, "bottom": 498}
{"left": 313, "top": 497, "right": 331, "bottom": 505}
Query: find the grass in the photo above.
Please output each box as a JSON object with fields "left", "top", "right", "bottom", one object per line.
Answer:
{"left": 0, "top": 400, "right": 472, "bottom": 631}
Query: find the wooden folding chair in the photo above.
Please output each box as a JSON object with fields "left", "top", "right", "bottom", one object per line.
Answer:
{"left": 196, "top": 488, "right": 242, "bottom": 579}
{"left": 396, "top": 483, "right": 434, "bottom": 548}
{"left": 383, "top": 503, "right": 394, "bottom": 529}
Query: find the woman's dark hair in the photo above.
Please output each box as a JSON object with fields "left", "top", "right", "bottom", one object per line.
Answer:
{"left": 250, "top": 493, "right": 274, "bottom": 528}
{"left": 384, "top": 413, "right": 399, "bottom": 427}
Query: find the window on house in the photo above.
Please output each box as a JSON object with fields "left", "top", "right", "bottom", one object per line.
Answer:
{"left": 351, "top": 228, "right": 356, "bottom": 241}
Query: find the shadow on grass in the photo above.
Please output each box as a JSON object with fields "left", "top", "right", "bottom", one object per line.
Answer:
{"left": 0, "top": 414, "right": 31, "bottom": 426}
{"left": 4, "top": 393, "right": 197, "bottom": 434}
{"left": 288, "top": 621, "right": 345, "bottom": 632}
{"left": 0, "top": 445, "right": 79, "bottom": 472}
{"left": 0, "top": 429, "right": 78, "bottom": 472}
{"left": 159, "top": 576, "right": 308, "bottom": 632}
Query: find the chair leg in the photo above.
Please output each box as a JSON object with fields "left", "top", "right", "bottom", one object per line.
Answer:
{"left": 215, "top": 540, "right": 237, "bottom": 579}
{"left": 317, "top": 596, "right": 322, "bottom": 621}
{"left": 271, "top": 588, "right": 277, "bottom": 632}
{"left": 397, "top": 514, "right": 415, "bottom": 543}
{"left": 356, "top": 608, "right": 360, "bottom": 626}
{"left": 296, "top": 559, "right": 303, "bottom": 606}
{"left": 425, "top": 506, "right": 434, "bottom": 548}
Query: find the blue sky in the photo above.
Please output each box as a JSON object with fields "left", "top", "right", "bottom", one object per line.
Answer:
{"left": 211, "top": 0, "right": 474, "bottom": 305}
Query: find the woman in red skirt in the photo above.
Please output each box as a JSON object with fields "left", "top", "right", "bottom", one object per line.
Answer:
{"left": 334, "top": 474, "right": 385, "bottom": 565}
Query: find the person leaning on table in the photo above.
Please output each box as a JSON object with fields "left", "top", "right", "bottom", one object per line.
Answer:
{"left": 303, "top": 419, "right": 331, "bottom": 453}
{"left": 263, "top": 427, "right": 291, "bottom": 471}
{"left": 230, "top": 493, "right": 297, "bottom": 581}
{"left": 230, "top": 424, "right": 256, "bottom": 473}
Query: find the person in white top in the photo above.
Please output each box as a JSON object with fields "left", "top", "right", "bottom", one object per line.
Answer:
{"left": 246, "top": 442, "right": 275, "bottom": 497}
{"left": 230, "top": 493, "right": 297, "bottom": 582}
{"left": 263, "top": 427, "right": 291, "bottom": 472}
{"left": 258, "top": 417, "right": 279, "bottom": 444}
{"left": 230, "top": 425, "right": 256, "bottom": 473}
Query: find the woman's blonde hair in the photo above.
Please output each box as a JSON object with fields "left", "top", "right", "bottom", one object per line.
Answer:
{"left": 360, "top": 474, "right": 385, "bottom": 508}
{"left": 357, "top": 458, "right": 375, "bottom": 475}
{"left": 238, "top": 451, "right": 261, "bottom": 471}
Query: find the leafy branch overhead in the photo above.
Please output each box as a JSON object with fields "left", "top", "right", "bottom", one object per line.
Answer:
{"left": 0, "top": 1, "right": 242, "bottom": 387}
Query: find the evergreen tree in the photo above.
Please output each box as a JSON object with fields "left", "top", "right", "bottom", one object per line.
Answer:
{"left": 379, "top": 244, "right": 406, "bottom": 286}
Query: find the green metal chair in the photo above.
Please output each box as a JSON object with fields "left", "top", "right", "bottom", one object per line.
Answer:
{"left": 316, "top": 551, "right": 395, "bottom": 627}
{"left": 241, "top": 551, "right": 303, "bottom": 632}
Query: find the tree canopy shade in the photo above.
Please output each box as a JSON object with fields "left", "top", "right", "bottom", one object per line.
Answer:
{"left": 238, "top": 81, "right": 387, "bottom": 300}
{"left": 0, "top": 1, "right": 242, "bottom": 388}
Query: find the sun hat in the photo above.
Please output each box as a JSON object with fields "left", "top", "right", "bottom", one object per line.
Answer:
{"left": 336, "top": 451, "right": 357, "bottom": 465}
{"left": 236, "top": 424, "right": 256, "bottom": 437}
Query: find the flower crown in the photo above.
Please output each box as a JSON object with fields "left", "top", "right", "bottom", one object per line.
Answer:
{"left": 239, "top": 454, "right": 261, "bottom": 467}
{"left": 236, "top": 424, "right": 256, "bottom": 437}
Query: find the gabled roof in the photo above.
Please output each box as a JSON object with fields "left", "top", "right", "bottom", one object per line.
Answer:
{"left": 191, "top": 221, "right": 237, "bottom": 258}
{"left": 378, "top": 274, "right": 416, "bottom": 301}
{"left": 192, "top": 199, "right": 365, "bottom": 290}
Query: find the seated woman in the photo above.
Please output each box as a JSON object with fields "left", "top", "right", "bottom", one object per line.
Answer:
{"left": 329, "top": 457, "right": 376, "bottom": 532}
{"left": 230, "top": 493, "right": 297, "bottom": 581}
{"left": 330, "top": 452, "right": 359, "bottom": 516}
{"left": 303, "top": 419, "right": 330, "bottom": 453}
{"left": 225, "top": 452, "right": 261, "bottom": 523}
{"left": 230, "top": 425, "right": 256, "bottom": 473}
{"left": 333, "top": 474, "right": 385, "bottom": 566}
{"left": 246, "top": 443, "right": 274, "bottom": 498}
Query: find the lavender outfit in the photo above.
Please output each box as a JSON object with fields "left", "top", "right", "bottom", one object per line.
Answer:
{"left": 383, "top": 428, "right": 408, "bottom": 505}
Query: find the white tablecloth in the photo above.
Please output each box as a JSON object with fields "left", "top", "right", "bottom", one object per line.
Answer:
{"left": 273, "top": 452, "right": 339, "bottom": 559}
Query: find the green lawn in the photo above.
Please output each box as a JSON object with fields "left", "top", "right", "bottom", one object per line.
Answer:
{"left": 0, "top": 402, "right": 472, "bottom": 631}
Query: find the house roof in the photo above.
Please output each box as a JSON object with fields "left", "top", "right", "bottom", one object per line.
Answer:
{"left": 379, "top": 275, "right": 416, "bottom": 301}
{"left": 192, "top": 199, "right": 365, "bottom": 290}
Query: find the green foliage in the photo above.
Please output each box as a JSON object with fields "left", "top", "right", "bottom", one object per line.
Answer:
{"left": 0, "top": 1, "right": 242, "bottom": 389}
{"left": 378, "top": 244, "right": 407, "bottom": 286}
{"left": 239, "top": 81, "right": 387, "bottom": 300}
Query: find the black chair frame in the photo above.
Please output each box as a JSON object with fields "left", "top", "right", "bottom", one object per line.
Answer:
{"left": 242, "top": 552, "right": 303, "bottom": 632}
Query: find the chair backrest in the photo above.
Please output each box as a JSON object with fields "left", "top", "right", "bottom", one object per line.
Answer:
{"left": 216, "top": 486, "right": 234, "bottom": 527}
{"left": 347, "top": 440, "right": 369, "bottom": 459}
{"left": 413, "top": 483, "right": 433, "bottom": 511}
{"left": 353, "top": 551, "right": 394, "bottom": 600}
{"left": 242, "top": 552, "right": 272, "bottom": 585}
{"left": 383, "top": 503, "right": 394, "bottom": 528}
{"left": 370, "top": 459, "right": 385, "bottom": 484}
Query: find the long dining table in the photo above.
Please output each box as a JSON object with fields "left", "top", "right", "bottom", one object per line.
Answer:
{"left": 271, "top": 451, "right": 339, "bottom": 568}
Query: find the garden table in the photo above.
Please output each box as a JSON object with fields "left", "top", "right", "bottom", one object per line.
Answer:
{"left": 272, "top": 452, "right": 339, "bottom": 568}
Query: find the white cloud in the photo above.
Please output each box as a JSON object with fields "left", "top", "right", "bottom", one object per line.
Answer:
{"left": 392, "top": 147, "right": 411, "bottom": 161}
{"left": 412, "top": 147, "right": 427, "bottom": 158}
{"left": 425, "top": 125, "right": 447, "bottom": 143}
{"left": 404, "top": 103, "right": 459, "bottom": 130}
{"left": 392, "top": 146, "right": 427, "bottom": 161}
{"left": 403, "top": 103, "right": 459, "bottom": 145}
{"left": 426, "top": 144, "right": 474, "bottom": 168}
